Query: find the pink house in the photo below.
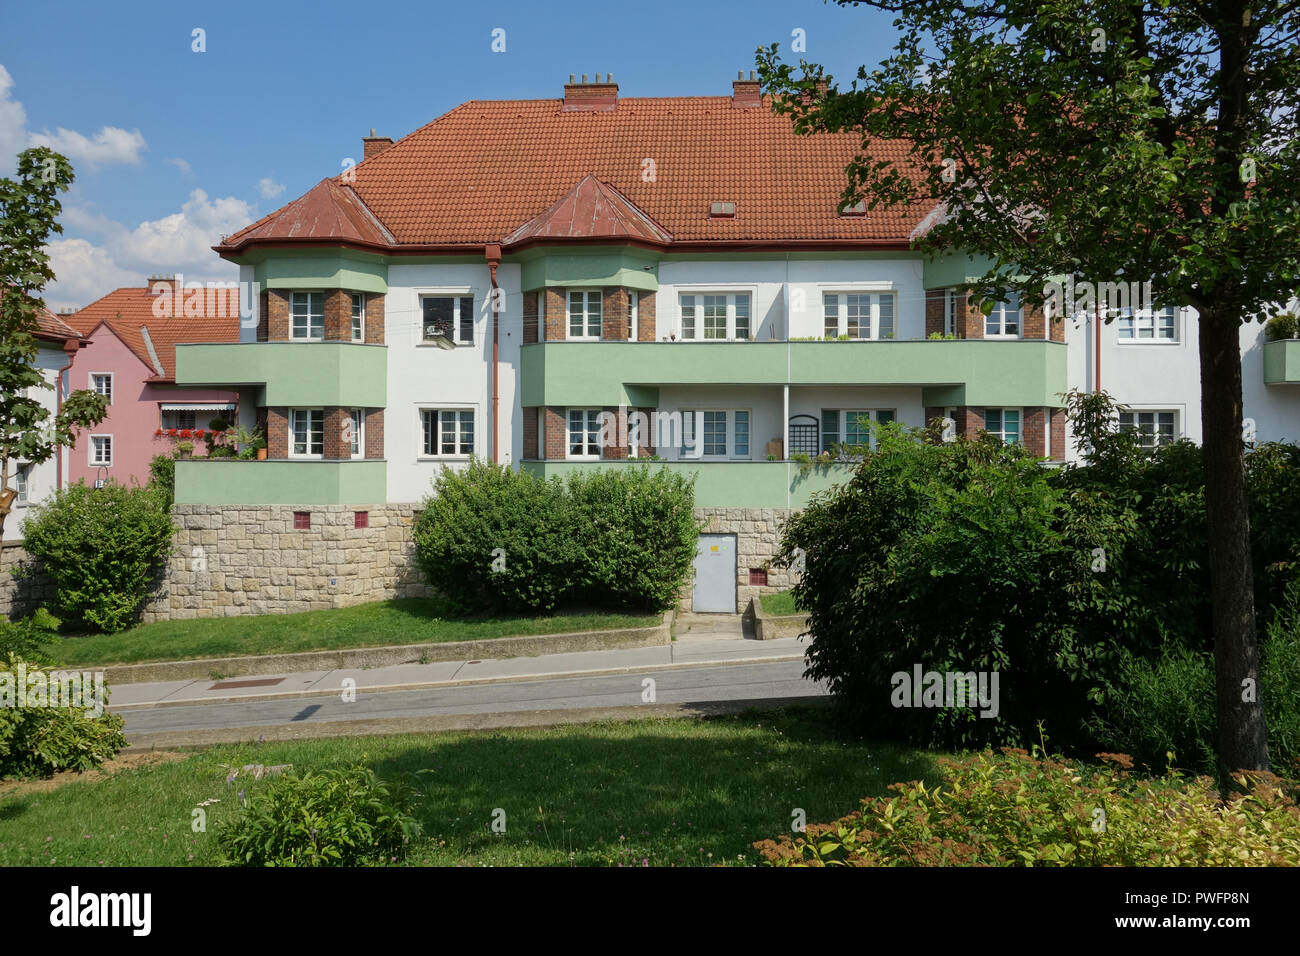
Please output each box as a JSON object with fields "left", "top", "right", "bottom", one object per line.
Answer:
{"left": 65, "top": 278, "right": 240, "bottom": 488}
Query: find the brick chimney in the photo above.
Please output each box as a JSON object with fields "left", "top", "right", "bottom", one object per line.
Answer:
{"left": 147, "top": 274, "right": 181, "bottom": 297}
{"left": 363, "top": 128, "right": 394, "bottom": 160}
{"left": 562, "top": 73, "right": 618, "bottom": 112}
{"left": 732, "top": 70, "right": 761, "bottom": 108}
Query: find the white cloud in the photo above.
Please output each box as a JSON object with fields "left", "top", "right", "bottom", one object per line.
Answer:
{"left": 0, "top": 65, "right": 29, "bottom": 175}
{"left": 44, "top": 190, "right": 254, "bottom": 310}
{"left": 166, "top": 157, "right": 192, "bottom": 175}
{"left": 257, "top": 176, "right": 285, "bottom": 199}
{"left": 28, "top": 125, "right": 147, "bottom": 169}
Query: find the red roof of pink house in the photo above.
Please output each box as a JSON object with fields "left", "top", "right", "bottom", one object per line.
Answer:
{"left": 68, "top": 282, "right": 241, "bottom": 381}
{"left": 215, "top": 89, "right": 928, "bottom": 256}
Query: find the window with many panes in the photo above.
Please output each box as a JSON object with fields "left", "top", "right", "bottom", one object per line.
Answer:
{"left": 421, "top": 409, "right": 474, "bottom": 456}
{"left": 289, "top": 409, "right": 324, "bottom": 457}
{"left": 291, "top": 292, "right": 325, "bottom": 340}
{"left": 984, "top": 408, "right": 1021, "bottom": 444}
{"left": 679, "top": 409, "right": 750, "bottom": 459}
{"left": 421, "top": 296, "right": 475, "bottom": 345}
{"left": 91, "top": 373, "right": 113, "bottom": 404}
{"left": 1119, "top": 410, "right": 1176, "bottom": 449}
{"left": 90, "top": 435, "right": 113, "bottom": 466}
{"left": 985, "top": 293, "right": 1021, "bottom": 338}
{"left": 823, "top": 293, "right": 895, "bottom": 339}
{"left": 679, "top": 293, "right": 751, "bottom": 340}
{"left": 943, "top": 289, "right": 959, "bottom": 336}
{"left": 1117, "top": 307, "right": 1177, "bottom": 342}
{"left": 568, "top": 291, "right": 602, "bottom": 339}
{"left": 567, "top": 408, "right": 602, "bottom": 458}
{"left": 349, "top": 409, "right": 364, "bottom": 458}
{"left": 820, "top": 409, "right": 896, "bottom": 453}
{"left": 351, "top": 294, "right": 365, "bottom": 342}
{"left": 14, "top": 466, "right": 28, "bottom": 504}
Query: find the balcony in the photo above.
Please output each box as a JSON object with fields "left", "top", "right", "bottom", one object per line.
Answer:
{"left": 175, "top": 459, "right": 387, "bottom": 505}
{"left": 520, "top": 459, "right": 857, "bottom": 509}
{"left": 174, "top": 342, "right": 387, "bottom": 407}
{"left": 1263, "top": 340, "right": 1300, "bottom": 385}
{"left": 520, "top": 339, "right": 1067, "bottom": 408}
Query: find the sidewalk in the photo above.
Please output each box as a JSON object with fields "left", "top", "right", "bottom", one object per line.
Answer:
{"left": 108, "top": 635, "right": 808, "bottom": 711}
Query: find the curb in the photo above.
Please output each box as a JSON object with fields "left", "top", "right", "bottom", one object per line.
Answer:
{"left": 97, "top": 611, "right": 674, "bottom": 685}
{"left": 109, "top": 651, "right": 807, "bottom": 711}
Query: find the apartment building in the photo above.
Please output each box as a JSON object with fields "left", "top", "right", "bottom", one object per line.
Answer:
{"left": 169, "top": 74, "right": 1300, "bottom": 612}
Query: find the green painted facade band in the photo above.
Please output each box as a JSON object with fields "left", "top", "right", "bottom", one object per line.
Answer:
{"left": 517, "top": 247, "right": 660, "bottom": 292}
{"left": 521, "top": 459, "right": 856, "bottom": 510}
{"left": 520, "top": 340, "right": 1068, "bottom": 408}
{"left": 175, "top": 460, "right": 388, "bottom": 505}
{"left": 1263, "top": 340, "right": 1300, "bottom": 385}
{"left": 174, "top": 342, "right": 388, "bottom": 407}
{"left": 253, "top": 254, "right": 389, "bottom": 294}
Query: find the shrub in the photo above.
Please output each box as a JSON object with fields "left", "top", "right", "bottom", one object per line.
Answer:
{"left": 0, "top": 608, "right": 61, "bottom": 667}
{"left": 1265, "top": 312, "right": 1299, "bottom": 341}
{"left": 218, "top": 765, "right": 422, "bottom": 866}
{"left": 412, "top": 460, "right": 581, "bottom": 613}
{"left": 756, "top": 749, "right": 1300, "bottom": 866}
{"left": 0, "top": 657, "right": 127, "bottom": 778}
{"left": 18, "top": 482, "right": 174, "bottom": 633}
{"left": 564, "top": 466, "right": 698, "bottom": 611}
{"left": 147, "top": 453, "right": 175, "bottom": 508}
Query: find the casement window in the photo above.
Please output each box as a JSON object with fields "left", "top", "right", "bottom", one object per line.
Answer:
{"left": 820, "top": 409, "right": 896, "bottom": 453}
{"left": 1119, "top": 410, "right": 1176, "bottom": 449}
{"left": 421, "top": 409, "right": 474, "bottom": 457}
{"left": 566, "top": 408, "right": 603, "bottom": 459}
{"left": 1117, "top": 306, "right": 1177, "bottom": 342}
{"left": 90, "top": 435, "right": 113, "bottom": 467}
{"left": 421, "top": 296, "right": 475, "bottom": 345}
{"left": 568, "top": 291, "right": 602, "bottom": 339}
{"left": 823, "top": 293, "right": 896, "bottom": 339}
{"left": 14, "top": 466, "right": 28, "bottom": 504}
{"left": 985, "top": 293, "right": 1021, "bottom": 338}
{"left": 629, "top": 291, "right": 639, "bottom": 341}
{"left": 351, "top": 294, "right": 365, "bottom": 342}
{"left": 91, "top": 373, "right": 113, "bottom": 404}
{"left": 679, "top": 293, "right": 751, "bottom": 341}
{"left": 291, "top": 292, "right": 325, "bottom": 340}
{"left": 944, "top": 289, "right": 959, "bottom": 336}
{"left": 176, "top": 409, "right": 197, "bottom": 431}
{"left": 349, "top": 409, "right": 364, "bottom": 459}
{"left": 679, "top": 409, "right": 750, "bottom": 460}
{"left": 984, "top": 408, "right": 1022, "bottom": 445}
{"left": 289, "top": 409, "right": 324, "bottom": 457}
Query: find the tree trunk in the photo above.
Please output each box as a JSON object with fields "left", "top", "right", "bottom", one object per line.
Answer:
{"left": 1198, "top": 307, "right": 1270, "bottom": 776}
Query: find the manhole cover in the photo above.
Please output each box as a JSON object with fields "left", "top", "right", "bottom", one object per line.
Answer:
{"left": 210, "top": 677, "right": 286, "bottom": 690}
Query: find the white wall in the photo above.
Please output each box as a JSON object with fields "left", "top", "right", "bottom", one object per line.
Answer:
{"left": 6, "top": 344, "right": 67, "bottom": 538}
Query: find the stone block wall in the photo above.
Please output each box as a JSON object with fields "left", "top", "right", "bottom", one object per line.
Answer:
{"left": 692, "top": 507, "right": 799, "bottom": 610}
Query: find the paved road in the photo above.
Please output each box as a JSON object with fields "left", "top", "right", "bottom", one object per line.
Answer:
{"left": 122, "top": 658, "right": 828, "bottom": 746}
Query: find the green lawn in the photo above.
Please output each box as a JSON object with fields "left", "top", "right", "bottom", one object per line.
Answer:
{"left": 0, "top": 707, "right": 935, "bottom": 866}
{"left": 759, "top": 590, "right": 801, "bottom": 616}
{"left": 48, "top": 598, "right": 661, "bottom": 668}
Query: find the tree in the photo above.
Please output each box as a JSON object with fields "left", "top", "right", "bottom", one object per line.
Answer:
{"left": 758, "top": 0, "right": 1300, "bottom": 773}
{"left": 0, "top": 147, "right": 107, "bottom": 542}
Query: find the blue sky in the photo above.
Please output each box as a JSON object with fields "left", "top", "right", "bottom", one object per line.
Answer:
{"left": 0, "top": 0, "right": 900, "bottom": 310}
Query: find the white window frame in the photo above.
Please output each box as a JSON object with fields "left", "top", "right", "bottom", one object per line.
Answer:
{"left": 822, "top": 292, "right": 897, "bottom": 340}
{"left": 350, "top": 408, "right": 365, "bottom": 459}
{"left": 567, "top": 291, "right": 603, "bottom": 340}
{"left": 629, "top": 291, "right": 639, "bottom": 341}
{"left": 984, "top": 407, "right": 1022, "bottom": 445}
{"left": 14, "top": 465, "right": 29, "bottom": 505}
{"left": 417, "top": 290, "right": 477, "bottom": 346}
{"left": 677, "top": 289, "right": 755, "bottom": 341}
{"left": 566, "top": 408, "right": 603, "bottom": 460}
{"left": 351, "top": 293, "right": 365, "bottom": 342}
{"left": 290, "top": 291, "right": 325, "bottom": 341}
{"left": 419, "top": 408, "right": 475, "bottom": 458}
{"left": 90, "top": 372, "right": 113, "bottom": 405}
{"left": 288, "top": 408, "right": 324, "bottom": 459}
{"left": 1116, "top": 306, "right": 1179, "bottom": 344}
{"left": 1118, "top": 408, "right": 1179, "bottom": 449}
{"left": 678, "top": 408, "right": 752, "bottom": 461}
{"left": 89, "top": 434, "right": 113, "bottom": 467}
{"left": 820, "top": 409, "right": 896, "bottom": 453}
{"left": 985, "top": 294, "right": 1022, "bottom": 339}
{"left": 944, "top": 289, "right": 958, "bottom": 336}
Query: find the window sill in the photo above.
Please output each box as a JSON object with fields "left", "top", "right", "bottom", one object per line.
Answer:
{"left": 418, "top": 454, "right": 473, "bottom": 461}
{"left": 1116, "top": 340, "right": 1180, "bottom": 346}
{"left": 416, "top": 341, "right": 474, "bottom": 348}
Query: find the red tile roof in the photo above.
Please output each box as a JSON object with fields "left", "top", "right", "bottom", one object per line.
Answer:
{"left": 34, "top": 306, "right": 82, "bottom": 343}
{"left": 68, "top": 284, "right": 240, "bottom": 380}
{"left": 505, "top": 174, "right": 672, "bottom": 245}
{"left": 217, "top": 94, "right": 928, "bottom": 255}
{"left": 220, "top": 177, "right": 395, "bottom": 251}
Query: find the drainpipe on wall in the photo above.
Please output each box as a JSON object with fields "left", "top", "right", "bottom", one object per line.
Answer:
{"left": 55, "top": 337, "right": 80, "bottom": 491}
{"left": 485, "top": 243, "right": 503, "bottom": 465}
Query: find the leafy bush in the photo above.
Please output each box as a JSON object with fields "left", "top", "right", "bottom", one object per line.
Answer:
{"left": 413, "top": 460, "right": 697, "bottom": 614}
{"left": 564, "top": 466, "right": 698, "bottom": 611}
{"left": 218, "top": 765, "right": 422, "bottom": 866}
{"left": 1265, "top": 312, "right": 1299, "bottom": 341}
{"left": 756, "top": 749, "right": 1300, "bottom": 866}
{"left": 0, "top": 608, "right": 61, "bottom": 666}
{"left": 0, "top": 657, "right": 127, "bottom": 778}
{"left": 18, "top": 482, "right": 173, "bottom": 633}
{"left": 147, "top": 453, "right": 175, "bottom": 508}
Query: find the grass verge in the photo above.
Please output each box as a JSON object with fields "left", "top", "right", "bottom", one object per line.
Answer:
{"left": 759, "top": 590, "right": 800, "bottom": 616}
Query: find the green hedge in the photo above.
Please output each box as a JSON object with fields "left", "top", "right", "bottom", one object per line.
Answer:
{"left": 0, "top": 657, "right": 127, "bottom": 778}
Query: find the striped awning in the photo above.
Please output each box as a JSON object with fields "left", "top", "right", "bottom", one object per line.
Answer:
{"left": 159, "top": 402, "right": 235, "bottom": 412}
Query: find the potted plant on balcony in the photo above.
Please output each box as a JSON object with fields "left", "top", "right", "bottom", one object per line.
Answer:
{"left": 1265, "top": 312, "right": 1299, "bottom": 341}
{"left": 175, "top": 441, "right": 194, "bottom": 460}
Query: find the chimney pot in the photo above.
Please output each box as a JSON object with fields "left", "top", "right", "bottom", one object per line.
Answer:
{"left": 581, "top": 73, "right": 588, "bottom": 82}
{"left": 738, "top": 71, "right": 744, "bottom": 80}
{"left": 569, "top": 74, "right": 575, "bottom": 83}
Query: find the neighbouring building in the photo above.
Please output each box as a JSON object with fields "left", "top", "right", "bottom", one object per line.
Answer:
{"left": 153, "top": 73, "right": 1298, "bottom": 618}
{"left": 65, "top": 277, "right": 241, "bottom": 488}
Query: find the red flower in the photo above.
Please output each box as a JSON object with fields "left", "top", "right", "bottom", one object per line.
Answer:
{"left": 194, "top": 429, "right": 206, "bottom": 439}
{"left": 167, "top": 429, "right": 179, "bottom": 438}
{"left": 155, "top": 428, "right": 163, "bottom": 436}
{"left": 179, "top": 429, "right": 193, "bottom": 439}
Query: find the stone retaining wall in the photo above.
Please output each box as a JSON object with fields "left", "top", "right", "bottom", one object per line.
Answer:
{"left": 692, "top": 507, "right": 800, "bottom": 610}
{"left": 0, "top": 540, "right": 55, "bottom": 618}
